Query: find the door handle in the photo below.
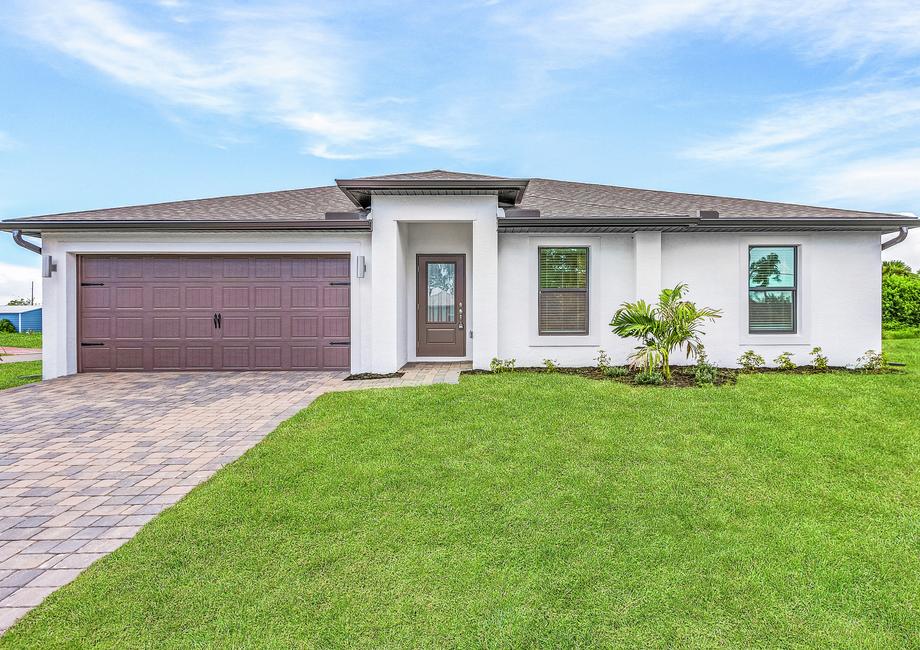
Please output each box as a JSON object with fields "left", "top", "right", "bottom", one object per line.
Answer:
{"left": 458, "top": 302, "right": 463, "bottom": 330}
{"left": 213, "top": 313, "right": 219, "bottom": 329}
{"left": 217, "top": 313, "right": 222, "bottom": 329}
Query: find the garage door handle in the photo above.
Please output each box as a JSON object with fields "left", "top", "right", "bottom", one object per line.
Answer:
{"left": 329, "top": 341, "right": 350, "bottom": 346}
{"left": 80, "top": 342, "right": 105, "bottom": 347}
{"left": 329, "top": 281, "right": 351, "bottom": 286}
{"left": 213, "top": 313, "right": 222, "bottom": 329}
{"left": 80, "top": 282, "right": 105, "bottom": 287}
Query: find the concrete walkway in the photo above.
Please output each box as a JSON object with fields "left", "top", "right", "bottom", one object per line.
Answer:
{"left": 0, "top": 348, "right": 41, "bottom": 363}
{"left": 0, "top": 362, "right": 469, "bottom": 633}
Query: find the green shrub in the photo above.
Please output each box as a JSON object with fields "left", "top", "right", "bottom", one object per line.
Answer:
{"left": 809, "top": 346, "right": 829, "bottom": 370}
{"left": 542, "top": 358, "right": 558, "bottom": 373}
{"left": 737, "top": 350, "right": 765, "bottom": 371}
{"left": 595, "top": 349, "right": 612, "bottom": 372}
{"left": 490, "top": 358, "right": 516, "bottom": 373}
{"left": 882, "top": 273, "right": 920, "bottom": 328}
{"left": 773, "top": 352, "right": 795, "bottom": 370}
{"left": 856, "top": 349, "right": 885, "bottom": 372}
{"left": 0, "top": 319, "right": 15, "bottom": 334}
{"left": 634, "top": 369, "right": 664, "bottom": 385}
{"left": 603, "top": 366, "right": 629, "bottom": 378}
{"left": 694, "top": 350, "right": 717, "bottom": 386}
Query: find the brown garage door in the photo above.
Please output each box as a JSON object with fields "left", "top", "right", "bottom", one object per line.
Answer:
{"left": 78, "top": 255, "right": 350, "bottom": 372}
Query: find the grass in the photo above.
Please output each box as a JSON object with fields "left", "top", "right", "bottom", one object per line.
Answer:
{"left": 3, "top": 341, "right": 920, "bottom": 648}
{"left": 0, "top": 361, "right": 41, "bottom": 391}
{"left": 0, "top": 332, "right": 42, "bottom": 349}
{"left": 883, "top": 326, "right": 920, "bottom": 340}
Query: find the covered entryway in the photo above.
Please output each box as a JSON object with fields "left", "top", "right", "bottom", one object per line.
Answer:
{"left": 78, "top": 255, "right": 351, "bottom": 371}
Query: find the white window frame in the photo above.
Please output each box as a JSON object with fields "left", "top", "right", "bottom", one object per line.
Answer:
{"left": 528, "top": 236, "right": 601, "bottom": 347}
{"left": 738, "top": 235, "right": 811, "bottom": 346}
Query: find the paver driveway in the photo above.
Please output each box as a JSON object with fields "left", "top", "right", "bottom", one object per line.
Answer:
{"left": 0, "top": 363, "right": 469, "bottom": 633}
{"left": 0, "top": 371, "right": 348, "bottom": 632}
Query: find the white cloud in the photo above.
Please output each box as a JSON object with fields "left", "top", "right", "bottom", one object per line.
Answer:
{"left": 0, "top": 261, "right": 41, "bottom": 306}
{"left": 688, "top": 83, "right": 920, "bottom": 168}
{"left": 4, "top": 0, "right": 470, "bottom": 159}
{"left": 498, "top": 1, "right": 920, "bottom": 67}
{"left": 811, "top": 152, "right": 920, "bottom": 205}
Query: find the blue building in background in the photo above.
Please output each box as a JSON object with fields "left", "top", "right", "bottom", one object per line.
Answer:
{"left": 0, "top": 306, "right": 42, "bottom": 332}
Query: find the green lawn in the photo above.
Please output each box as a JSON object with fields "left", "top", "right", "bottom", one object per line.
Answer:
{"left": 0, "top": 331, "right": 42, "bottom": 348}
{"left": 3, "top": 341, "right": 919, "bottom": 648}
{"left": 0, "top": 360, "right": 41, "bottom": 391}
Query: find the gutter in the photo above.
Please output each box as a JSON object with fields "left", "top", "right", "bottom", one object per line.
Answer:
{"left": 0, "top": 219, "right": 373, "bottom": 236}
{"left": 498, "top": 214, "right": 919, "bottom": 232}
{"left": 11, "top": 229, "right": 41, "bottom": 254}
{"left": 881, "top": 226, "right": 909, "bottom": 250}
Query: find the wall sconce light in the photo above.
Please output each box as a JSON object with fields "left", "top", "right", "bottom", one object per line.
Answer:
{"left": 356, "top": 255, "right": 366, "bottom": 278}
{"left": 42, "top": 255, "right": 57, "bottom": 278}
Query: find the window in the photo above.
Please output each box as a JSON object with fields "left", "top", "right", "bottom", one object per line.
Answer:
{"left": 748, "top": 246, "right": 797, "bottom": 333}
{"left": 538, "top": 247, "right": 588, "bottom": 335}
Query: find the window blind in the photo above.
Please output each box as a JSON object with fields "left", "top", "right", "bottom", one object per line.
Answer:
{"left": 538, "top": 247, "right": 588, "bottom": 335}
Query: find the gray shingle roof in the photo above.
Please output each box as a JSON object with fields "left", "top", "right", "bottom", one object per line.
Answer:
{"left": 2, "top": 169, "right": 910, "bottom": 226}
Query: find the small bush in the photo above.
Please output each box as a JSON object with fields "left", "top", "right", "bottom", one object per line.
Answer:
{"left": 738, "top": 350, "right": 765, "bottom": 371}
{"left": 810, "top": 346, "right": 829, "bottom": 370}
{"left": 595, "top": 349, "right": 612, "bottom": 372}
{"left": 603, "top": 366, "right": 629, "bottom": 378}
{"left": 694, "top": 350, "right": 717, "bottom": 386}
{"left": 0, "top": 319, "right": 16, "bottom": 334}
{"left": 773, "top": 352, "right": 795, "bottom": 370}
{"left": 490, "top": 358, "right": 516, "bottom": 373}
{"left": 542, "top": 358, "right": 558, "bottom": 373}
{"left": 634, "top": 369, "right": 664, "bottom": 385}
{"left": 856, "top": 350, "right": 885, "bottom": 372}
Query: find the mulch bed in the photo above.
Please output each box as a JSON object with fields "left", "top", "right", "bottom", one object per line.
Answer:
{"left": 462, "top": 365, "right": 901, "bottom": 388}
{"left": 345, "top": 371, "right": 406, "bottom": 381}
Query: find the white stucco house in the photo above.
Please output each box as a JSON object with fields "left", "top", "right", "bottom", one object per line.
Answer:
{"left": 3, "top": 170, "right": 916, "bottom": 379}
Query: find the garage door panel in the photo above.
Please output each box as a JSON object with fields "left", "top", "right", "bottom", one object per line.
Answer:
{"left": 153, "top": 287, "right": 181, "bottom": 309}
{"left": 185, "top": 287, "right": 215, "bottom": 309}
{"left": 116, "top": 317, "right": 144, "bottom": 339}
{"left": 79, "top": 255, "right": 350, "bottom": 372}
{"left": 115, "top": 287, "right": 144, "bottom": 309}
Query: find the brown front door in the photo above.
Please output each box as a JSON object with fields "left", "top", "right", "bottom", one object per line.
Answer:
{"left": 78, "top": 255, "right": 351, "bottom": 372}
{"left": 416, "top": 254, "right": 466, "bottom": 357}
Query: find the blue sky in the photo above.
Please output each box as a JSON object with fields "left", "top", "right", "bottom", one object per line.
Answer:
{"left": 2, "top": 0, "right": 920, "bottom": 302}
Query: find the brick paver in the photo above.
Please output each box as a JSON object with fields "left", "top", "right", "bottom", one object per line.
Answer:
{"left": 0, "top": 362, "right": 469, "bottom": 633}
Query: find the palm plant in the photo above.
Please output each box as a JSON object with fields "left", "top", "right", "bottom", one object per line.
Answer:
{"left": 610, "top": 283, "right": 721, "bottom": 381}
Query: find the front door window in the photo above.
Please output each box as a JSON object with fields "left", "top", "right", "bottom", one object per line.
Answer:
{"left": 427, "top": 262, "right": 456, "bottom": 323}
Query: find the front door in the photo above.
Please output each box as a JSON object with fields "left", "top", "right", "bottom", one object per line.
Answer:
{"left": 416, "top": 254, "right": 466, "bottom": 357}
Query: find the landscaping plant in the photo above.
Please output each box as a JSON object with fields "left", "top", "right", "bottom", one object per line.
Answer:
{"left": 634, "top": 369, "right": 664, "bottom": 385}
{"left": 610, "top": 283, "right": 721, "bottom": 381}
{"left": 856, "top": 349, "right": 885, "bottom": 372}
{"left": 810, "top": 346, "right": 829, "bottom": 370}
{"left": 489, "top": 358, "right": 516, "bottom": 373}
{"left": 542, "top": 358, "right": 558, "bottom": 373}
{"left": 595, "top": 349, "right": 612, "bottom": 372}
{"left": 737, "top": 350, "right": 765, "bottom": 371}
{"left": 694, "top": 349, "right": 717, "bottom": 386}
{"left": 0, "top": 319, "right": 16, "bottom": 334}
{"left": 774, "top": 351, "right": 796, "bottom": 370}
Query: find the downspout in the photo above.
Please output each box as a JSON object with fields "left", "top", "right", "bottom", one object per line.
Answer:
{"left": 881, "top": 226, "right": 909, "bottom": 250}
{"left": 11, "top": 230, "right": 41, "bottom": 255}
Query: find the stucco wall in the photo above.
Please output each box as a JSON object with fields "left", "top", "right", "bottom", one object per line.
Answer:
{"left": 498, "top": 231, "right": 881, "bottom": 368}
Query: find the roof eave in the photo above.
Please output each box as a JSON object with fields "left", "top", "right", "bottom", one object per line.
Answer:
{"left": 335, "top": 178, "right": 530, "bottom": 208}
{"left": 0, "top": 219, "right": 373, "bottom": 236}
{"left": 497, "top": 215, "right": 919, "bottom": 233}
